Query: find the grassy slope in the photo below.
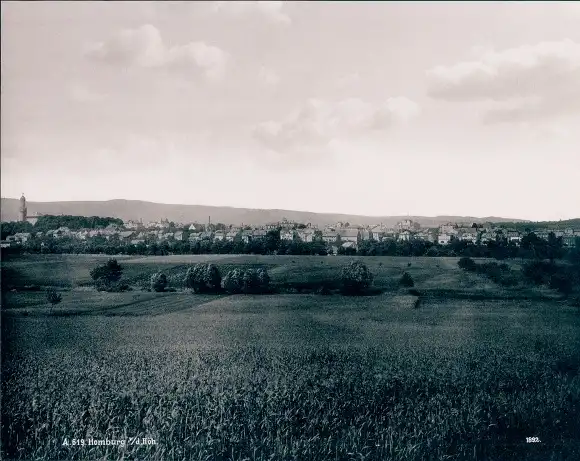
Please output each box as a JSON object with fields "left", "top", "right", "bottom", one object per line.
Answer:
{"left": 2, "top": 255, "right": 579, "bottom": 460}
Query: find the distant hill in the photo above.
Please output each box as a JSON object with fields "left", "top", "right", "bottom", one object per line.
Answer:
{"left": 1, "top": 198, "right": 528, "bottom": 227}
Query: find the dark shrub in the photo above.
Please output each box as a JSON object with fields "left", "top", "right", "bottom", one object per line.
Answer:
{"left": 257, "top": 268, "right": 271, "bottom": 293}
{"left": 222, "top": 269, "right": 244, "bottom": 294}
{"left": 150, "top": 272, "right": 168, "bottom": 292}
{"left": 242, "top": 269, "right": 260, "bottom": 294}
{"left": 399, "top": 272, "right": 414, "bottom": 288}
{"left": 522, "top": 260, "right": 557, "bottom": 285}
{"left": 413, "top": 298, "right": 421, "bottom": 309}
{"left": 91, "top": 259, "right": 123, "bottom": 291}
{"left": 184, "top": 263, "right": 222, "bottom": 293}
{"left": 341, "top": 261, "right": 373, "bottom": 294}
{"left": 549, "top": 273, "right": 574, "bottom": 296}
{"left": 458, "top": 257, "right": 477, "bottom": 272}
{"left": 408, "top": 289, "right": 421, "bottom": 296}
{"left": 46, "top": 289, "right": 62, "bottom": 307}
{"left": 317, "top": 285, "right": 332, "bottom": 295}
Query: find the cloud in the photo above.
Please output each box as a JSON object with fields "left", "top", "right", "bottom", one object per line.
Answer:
{"left": 335, "top": 71, "right": 361, "bottom": 89}
{"left": 252, "top": 97, "right": 420, "bottom": 155}
{"left": 258, "top": 66, "right": 280, "bottom": 86}
{"left": 427, "top": 39, "right": 580, "bottom": 123}
{"left": 211, "top": 1, "right": 291, "bottom": 25}
{"left": 85, "top": 24, "right": 228, "bottom": 81}
{"left": 69, "top": 83, "right": 104, "bottom": 103}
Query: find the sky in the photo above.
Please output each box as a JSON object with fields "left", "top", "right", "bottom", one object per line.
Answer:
{"left": 1, "top": 1, "right": 579, "bottom": 221}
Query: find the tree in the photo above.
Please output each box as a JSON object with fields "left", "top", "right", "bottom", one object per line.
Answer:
{"left": 46, "top": 289, "right": 62, "bottom": 312}
{"left": 264, "top": 229, "right": 281, "bottom": 254}
{"left": 546, "top": 232, "right": 564, "bottom": 262}
{"left": 222, "top": 269, "right": 244, "bottom": 294}
{"left": 184, "top": 263, "right": 222, "bottom": 293}
{"left": 257, "top": 268, "right": 271, "bottom": 293}
{"left": 399, "top": 272, "right": 414, "bottom": 287}
{"left": 242, "top": 269, "right": 260, "bottom": 294}
{"left": 458, "top": 257, "right": 477, "bottom": 272}
{"left": 90, "top": 259, "right": 123, "bottom": 291}
{"left": 340, "top": 260, "right": 373, "bottom": 294}
{"left": 549, "top": 273, "right": 573, "bottom": 296}
{"left": 150, "top": 272, "right": 168, "bottom": 292}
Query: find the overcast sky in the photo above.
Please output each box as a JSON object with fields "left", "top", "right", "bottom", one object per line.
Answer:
{"left": 2, "top": 1, "right": 579, "bottom": 220}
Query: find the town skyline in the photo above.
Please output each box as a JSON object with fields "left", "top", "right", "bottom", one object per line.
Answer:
{"left": 2, "top": 2, "right": 580, "bottom": 221}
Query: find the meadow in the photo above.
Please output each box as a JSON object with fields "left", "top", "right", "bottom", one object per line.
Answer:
{"left": 1, "top": 254, "right": 579, "bottom": 460}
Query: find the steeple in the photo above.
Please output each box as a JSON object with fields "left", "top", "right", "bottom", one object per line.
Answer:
{"left": 19, "top": 193, "right": 27, "bottom": 222}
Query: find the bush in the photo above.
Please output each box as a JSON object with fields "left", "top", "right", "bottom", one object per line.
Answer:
{"left": 341, "top": 261, "right": 373, "bottom": 294}
{"left": 222, "top": 269, "right": 244, "bottom": 294}
{"left": 522, "top": 260, "right": 557, "bottom": 285}
{"left": 150, "top": 272, "right": 168, "bottom": 292}
{"left": 184, "top": 263, "right": 222, "bottom": 293}
{"left": 91, "top": 259, "right": 124, "bottom": 291}
{"left": 257, "top": 268, "right": 271, "bottom": 293}
{"left": 458, "top": 257, "right": 477, "bottom": 272}
{"left": 408, "top": 288, "right": 421, "bottom": 296}
{"left": 399, "top": 272, "right": 414, "bottom": 288}
{"left": 549, "top": 273, "right": 574, "bottom": 296}
{"left": 46, "top": 289, "right": 62, "bottom": 307}
{"left": 90, "top": 258, "right": 122, "bottom": 283}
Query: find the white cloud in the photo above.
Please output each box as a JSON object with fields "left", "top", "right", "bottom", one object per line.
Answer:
{"left": 335, "top": 71, "right": 361, "bottom": 89}
{"left": 427, "top": 39, "right": 580, "bottom": 123}
{"left": 69, "top": 83, "right": 104, "bottom": 103}
{"left": 258, "top": 66, "right": 280, "bottom": 86}
{"left": 211, "top": 1, "right": 291, "bottom": 25}
{"left": 252, "top": 97, "right": 420, "bottom": 155}
{"left": 85, "top": 24, "right": 228, "bottom": 81}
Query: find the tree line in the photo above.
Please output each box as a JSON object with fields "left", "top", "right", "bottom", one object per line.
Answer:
{"left": 2, "top": 227, "right": 579, "bottom": 262}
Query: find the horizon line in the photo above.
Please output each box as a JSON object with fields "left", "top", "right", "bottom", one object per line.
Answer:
{"left": 3, "top": 196, "right": 578, "bottom": 223}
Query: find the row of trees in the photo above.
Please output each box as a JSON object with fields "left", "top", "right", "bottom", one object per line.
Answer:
{"left": 4, "top": 227, "right": 578, "bottom": 262}
{"left": 88, "top": 259, "right": 396, "bottom": 296}
{"left": 458, "top": 256, "right": 580, "bottom": 296}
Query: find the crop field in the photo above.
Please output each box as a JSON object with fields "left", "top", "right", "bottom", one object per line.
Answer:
{"left": 2, "top": 254, "right": 580, "bottom": 460}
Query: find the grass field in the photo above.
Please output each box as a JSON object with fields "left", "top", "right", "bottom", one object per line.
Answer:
{"left": 2, "top": 254, "right": 579, "bottom": 460}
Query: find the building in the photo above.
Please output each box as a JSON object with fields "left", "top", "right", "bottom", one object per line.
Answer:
{"left": 280, "top": 230, "right": 295, "bottom": 241}
{"left": 398, "top": 230, "right": 413, "bottom": 242}
{"left": 19, "top": 194, "right": 27, "bottom": 222}
{"left": 297, "top": 229, "right": 316, "bottom": 242}
{"left": 397, "top": 219, "right": 420, "bottom": 231}
{"left": 438, "top": 233, "right": 452, "bottom": 245}
{"left": 322, "top": 231, "right": 337, "bottom": 244}
{"left": 337, "top": 228, "right": 359, "bottom": 244}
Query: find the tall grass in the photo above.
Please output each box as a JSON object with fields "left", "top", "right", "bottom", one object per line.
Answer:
{"left": 3, "top": 344, "right": 579, "bottom": 461}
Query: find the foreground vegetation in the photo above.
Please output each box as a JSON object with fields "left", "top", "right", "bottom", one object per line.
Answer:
{"left": 2, "top": 254, "right": 580, "bottom": 460}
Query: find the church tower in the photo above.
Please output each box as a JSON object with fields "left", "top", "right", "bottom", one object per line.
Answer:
{"left": 19, "top": 193, "right": 27, "bottom": 222}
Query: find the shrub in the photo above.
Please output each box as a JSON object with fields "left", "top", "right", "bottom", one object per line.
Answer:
{"left": 150, "top": 272, "right": 168, "bottom": 292}
{"left": 408, "top": 288, "right": 421, "bottom": 296}
{"left": 317, "top": 285, "right": 332, "bottom": 295}
{"left": 341, "top": 261, "right": 373, "bottom": 295}
{"left": 184, "top": 263, "right": 222, "bottom": 293}
{"left": 257, "top": 268, "right": 271, "bottom": 293}
{"left": 522, "top": 260, "right": 557, "bottom": 285}
{"left": 242, "top": 269, "right": 259, "bottom": 294}
{"left": 46, "top": 289, "right": 62, "bottom": 308}
{"left": 458, "top": 257, "right": 477, "bottom": 272}
{"left": 90, "top": 259, "right": 123, "bottom": 291}
{"left": 222, "top": 269, "right": 244, "bottom": 294}
{"left": 549, "top": 273, "right": 574, "bottom": 296}
{"left": 399, "top": 272, "right": 414, "bottom": 288}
